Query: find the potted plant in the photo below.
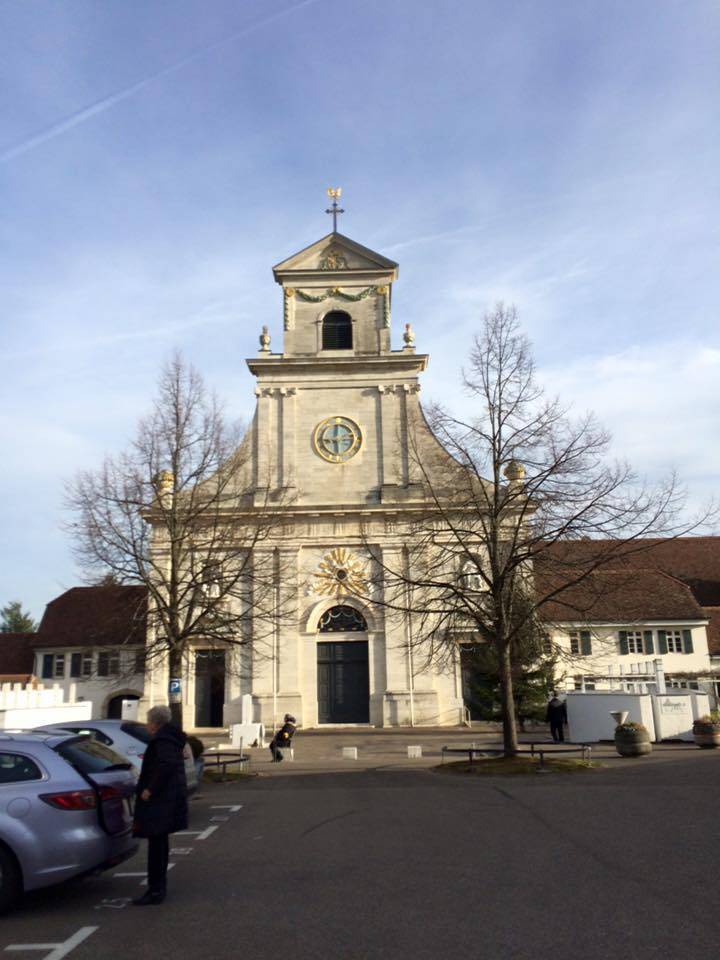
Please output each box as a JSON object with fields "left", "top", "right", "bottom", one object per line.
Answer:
{"left": 614, "top": 722, "right": 652, "bottom": 757}
{"left": 692, "top": 714, "right": 720, "bottom": 749}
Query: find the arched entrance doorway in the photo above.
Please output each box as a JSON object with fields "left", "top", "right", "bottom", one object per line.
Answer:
{"left": 106, "top": 693, "right": 140, "bottom": 719}
{"left": 317, "top": 605, "right": 369, "bottom": 724}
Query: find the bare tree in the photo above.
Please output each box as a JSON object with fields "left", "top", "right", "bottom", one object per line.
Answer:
{"left": 369, "top": 305, "right": 711, "bottom": 756}
{"left": 65, "top": 353, "right": 291, "bottom": 726}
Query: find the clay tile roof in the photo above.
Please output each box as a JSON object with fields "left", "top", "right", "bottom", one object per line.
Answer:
{"left": 627, "top": 537, "right": 720, "bottom": 606}
{"left": 537, "top": 567, "right": 704, "bottom": 623}
{"left": 34, "top": 586, "right": 148, "bottom": 649}
{"left": 0, "top": 633, "right": 36, "bottom": 675}
{"left": 535, "top": 536, "right": 720, "bottom": 625}
{"left": 703, "top": 607, "right": 720, "bottom": 657}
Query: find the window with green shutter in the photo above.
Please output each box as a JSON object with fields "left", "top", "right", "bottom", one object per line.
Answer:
{"left": 619, "top": 631, "right": 629, "bottom": 655}
{"left": 643, "top": 631, "right": 654, "bottom": 654}
{"left": 580, "top": 631, "right": 592, "bottom": 656}
{"left": 682, "top": 629, "right": 694, "bottom": 654}
{"left": 657, "top": 630, "right": 668, "bottom": 654}
{"left": 97, "top": 652, "right": 109, "bottom": 677}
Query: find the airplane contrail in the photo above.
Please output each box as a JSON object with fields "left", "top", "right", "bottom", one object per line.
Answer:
{"left": 1, "top": 0, "right": 323, "bottom": 164}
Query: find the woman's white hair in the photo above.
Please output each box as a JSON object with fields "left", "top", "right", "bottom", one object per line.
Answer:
{"left": 147, "top": 705, "right": 172, "bottom": 726}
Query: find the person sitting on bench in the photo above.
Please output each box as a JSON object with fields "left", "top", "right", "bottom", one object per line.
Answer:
{"left": 270, "top": 714, "right": 296, "bottom": 762}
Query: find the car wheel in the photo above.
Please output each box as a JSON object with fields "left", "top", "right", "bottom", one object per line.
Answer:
{"left": 0, "top": 844, "right": 22, "bottom": 914}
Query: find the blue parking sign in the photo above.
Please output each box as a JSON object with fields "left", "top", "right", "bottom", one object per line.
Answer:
{"left": 168, "top": 678, "right": 181, "bottom": 701}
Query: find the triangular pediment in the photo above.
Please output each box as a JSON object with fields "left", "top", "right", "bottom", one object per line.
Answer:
{"left": 273, "top": 232, "right": 398, "bottom": 281}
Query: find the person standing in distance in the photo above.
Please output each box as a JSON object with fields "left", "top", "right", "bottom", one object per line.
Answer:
{"left": 545, "top": 692, "right": 568, "bottom": 743}
{"left": 132, "top": 704, "right": 188, "bottom": 905}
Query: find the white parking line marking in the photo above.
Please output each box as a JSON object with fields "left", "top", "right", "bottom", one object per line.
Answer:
{"left": 113, "top": 866, "right": 175, "bottom": 886}
{"left": 175, "top": 825, "right": 218, "bottom": 840}
{"left": 210, "top": 816, "right": 229, "bottom": 822}
{"left": 94, "top": 898, "right": 131, "bottom": 910}
{"left": 211, "top": 804, "right": 242, "bottom": 812}
{"left": 5, "top": 945, "right": 57, "bottom": 952}
{"left": 5, "top": 925, "right": 98, "bottom": 959}
{"left": 170, "top": 847, "right": 194, "bottom": 855}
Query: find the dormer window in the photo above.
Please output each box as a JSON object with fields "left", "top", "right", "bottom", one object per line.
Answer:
{"left": 322, "top": 311, "right": 353, "bottom": 350}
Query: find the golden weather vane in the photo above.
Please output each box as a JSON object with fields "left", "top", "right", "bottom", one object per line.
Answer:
{"left": 325, "top": 187, "right": 344, "bottom": 232}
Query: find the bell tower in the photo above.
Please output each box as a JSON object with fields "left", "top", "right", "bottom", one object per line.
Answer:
{"left": 271, "top": 190, "right": 399, "bottom": 358}
{"left": 247, "top": 192, "right": 427, "bottom": 505}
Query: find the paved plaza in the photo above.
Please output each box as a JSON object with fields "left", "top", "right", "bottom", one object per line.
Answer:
{"left": 2, "top": 736, "right": 718, "bottom": 960}
{"left": 207, "top": 725, "right": 708, "bottom": 773}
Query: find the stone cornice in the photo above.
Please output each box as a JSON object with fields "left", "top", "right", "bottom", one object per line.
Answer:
{"left": 275, "top": 268, "right": 394, "bottom": 286}
{"left": 246, "top": 353, "right": 429, "bottom": 377}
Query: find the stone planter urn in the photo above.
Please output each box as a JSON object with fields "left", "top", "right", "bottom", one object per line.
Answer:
{"left": 692, "top": 718, "right": 720, "bottom": 749}
{"left": 614, "top": 723, "right": 652, "bottom": 757}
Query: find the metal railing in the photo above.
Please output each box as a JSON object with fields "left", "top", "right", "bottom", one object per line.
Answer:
{"left": 202, "top": 751, "right": 249, "bottom": 781}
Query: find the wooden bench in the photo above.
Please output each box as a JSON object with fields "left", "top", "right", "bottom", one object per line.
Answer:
{"left": 526, "top": 742, "right": 592, "bottom": 767}
{"left": 441, "top": 743, "right": 592, "bottom": 767}
{"left": 441, "top": 745, "right": 504, "bottom": 763}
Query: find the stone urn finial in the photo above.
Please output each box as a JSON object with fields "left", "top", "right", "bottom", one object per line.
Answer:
{"left": 154, "top": 469, "right": 174, "bottom": 492}
{"left": 153, "top": 469, "right": 175, "bottom": 505}
{"left": 403, "top": 323, "right": 416, "bottom": 349}
{"left": 503, "top": 459, "right": 526, "bottom": 485}
{"left": 259, "top": 325, "right": 271, "bottom": 352}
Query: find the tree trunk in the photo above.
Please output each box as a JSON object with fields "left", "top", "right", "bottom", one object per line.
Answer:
{"left": 168, "top": 645, "right": 184, "bottom": 728}
{"left": 498, "top": 641, "right": 519, "bottom": 757}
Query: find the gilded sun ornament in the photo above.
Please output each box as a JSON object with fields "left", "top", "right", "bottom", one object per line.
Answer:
{"left": 313, "top": 548, "right": 368, "bottom": 597}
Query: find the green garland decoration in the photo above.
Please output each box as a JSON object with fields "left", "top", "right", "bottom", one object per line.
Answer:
{"left": 295, "top": 286, "right": 378, "bottom": 303}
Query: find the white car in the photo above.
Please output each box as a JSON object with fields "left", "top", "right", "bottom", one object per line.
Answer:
{"left": 35, "top": 720, "right": 198, "bottom": 794}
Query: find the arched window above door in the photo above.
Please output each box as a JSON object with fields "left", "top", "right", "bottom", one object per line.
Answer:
{"left": 318, "top": 605, "right": 367, "bottom": 633}
{"left": 322, "top": 311, "right": 353, "bottom": 350}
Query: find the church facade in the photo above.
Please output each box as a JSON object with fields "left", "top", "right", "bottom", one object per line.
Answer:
{"left": 144, "top": 229, "right": 467, "bottom": 730}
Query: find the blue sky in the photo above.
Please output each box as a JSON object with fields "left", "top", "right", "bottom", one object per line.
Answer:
{"left": 1, "top": 0, "right": 718, "bottom": 620}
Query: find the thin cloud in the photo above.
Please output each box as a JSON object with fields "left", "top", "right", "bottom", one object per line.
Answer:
{"left": 0, "top": 0, "right": 323, "bottom": 164}
{"left": 0, "top": 307, "right": 236, "bottom": 363}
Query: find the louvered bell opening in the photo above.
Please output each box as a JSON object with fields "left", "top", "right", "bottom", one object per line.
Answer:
{"left": 322, "top": 311, "right": 353, "bottom": 349}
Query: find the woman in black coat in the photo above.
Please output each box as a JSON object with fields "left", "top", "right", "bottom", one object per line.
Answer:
{"left": 132, "top": 705, "right": 188, "bottom": 906}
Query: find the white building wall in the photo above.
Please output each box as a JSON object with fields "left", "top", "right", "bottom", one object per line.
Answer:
{"left": 548, "top": 623, "right": 711, "bottom": 690}
{"left": 32, "top": 648, "right": 144, "bottom": 719}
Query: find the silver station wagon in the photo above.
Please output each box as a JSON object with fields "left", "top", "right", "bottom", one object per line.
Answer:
{"left": 36, "top": 719, "right": 199, "bottom": 793}
{"left": 0, "top": 731, "right": 138, "bottom": 913}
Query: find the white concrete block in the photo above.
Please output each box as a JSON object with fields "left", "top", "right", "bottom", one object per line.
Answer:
{"left": 407, "top": 745, "right": 422, "bottom": 758}
{"left": 341, "top": 746, "right": 358, "bottom": 759}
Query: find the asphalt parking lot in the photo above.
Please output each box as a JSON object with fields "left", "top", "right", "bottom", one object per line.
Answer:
{"left": 2, "top": 745, "right": 719, "bottom": 960}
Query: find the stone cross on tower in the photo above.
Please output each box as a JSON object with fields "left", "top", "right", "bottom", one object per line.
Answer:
{"left": 325, "top": 187, "right": 344, "bottom": 232}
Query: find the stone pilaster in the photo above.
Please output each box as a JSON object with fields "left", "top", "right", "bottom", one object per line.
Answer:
{"left": 280, "top": 387, "right": 297, "bottom": 491}
{"left": 377, "top": 384, "right": 400, "bottom": 490}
